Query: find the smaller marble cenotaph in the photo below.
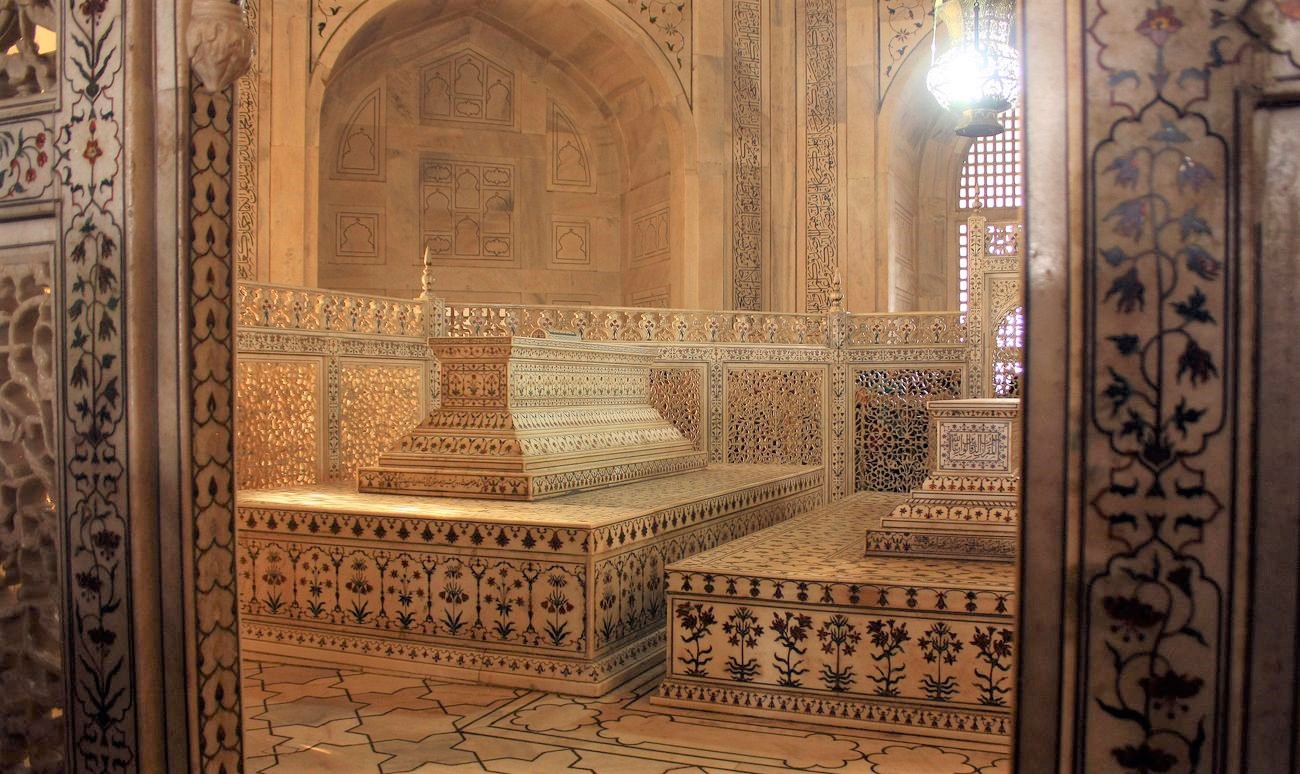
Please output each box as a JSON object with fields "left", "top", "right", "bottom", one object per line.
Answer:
{"left": 865, "top": 398, "right": 1020, "bottom": 561}
{"left": 358, "top": 335, "right": 706, "bottom": 500}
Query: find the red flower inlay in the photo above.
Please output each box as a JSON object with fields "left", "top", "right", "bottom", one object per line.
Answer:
{"left": 35, "top": 133, "right": 45, "bottom": 149}
{"left": 1137, "top": 6, "right": 1184, "bottom": 46}
{"left": 79, "top": 0, "right": 107, "bottom": 18}
{"left": 25, "top": 169, "right": 36, "bottom": 183}
{"left": 83, "top": 139, "right": 103, "bottom": 163}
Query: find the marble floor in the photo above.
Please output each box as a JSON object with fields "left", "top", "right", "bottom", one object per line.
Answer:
{"left": 243, "top": 659, "right": 1011, "bottom": 773}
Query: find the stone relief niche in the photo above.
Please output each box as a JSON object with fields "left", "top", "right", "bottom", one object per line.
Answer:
{"left": 313, "top": 11, "right": 680, "bottom": 306}
{"left": 333, "top": 87, "right": 385, "bottom": 180}
{"left": 420, "top": 156, "right": 515, "bottom": 264}
{"left": 548, "top": 100, "right": 593, "bottom": 192}
{"left": 631, "top": 205, "right": 671, "bottom": 267}
{"left": 420, "top": 47, "right": 514, "bottom": 127}
{"left": 331, "top": 207, "right": 384, "bottom": 263}
{"left": 551, "top": 217, "right": 591, "bottom": 268}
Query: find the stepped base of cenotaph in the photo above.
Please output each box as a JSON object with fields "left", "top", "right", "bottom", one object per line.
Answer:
{"left": 237, "top": 466, "right": 824, "bottom": 694}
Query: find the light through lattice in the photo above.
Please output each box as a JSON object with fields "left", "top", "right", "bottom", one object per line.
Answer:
{"left": 958, "top": 107, "right": 1022, "bottom": 209}
{"left": 993, "top": 306, "right": 1024, "bottom": 397}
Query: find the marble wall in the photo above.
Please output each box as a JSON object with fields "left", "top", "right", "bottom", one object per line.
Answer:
{"left": 317, "top": 17, "right": 641, "bottom": 306}
{"left": 238, "top": 0, "right": 975, "bottom": 313}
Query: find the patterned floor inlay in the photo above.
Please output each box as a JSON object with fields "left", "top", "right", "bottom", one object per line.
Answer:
{"left": 242, "top": 659, "right": 1011, "bottom": 773}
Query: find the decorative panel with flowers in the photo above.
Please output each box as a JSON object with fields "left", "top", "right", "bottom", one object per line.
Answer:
{"left": 1075, "top": 1, "right": 1300, "bottom": 770}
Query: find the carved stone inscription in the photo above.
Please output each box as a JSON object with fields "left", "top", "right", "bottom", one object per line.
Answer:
{"left": 421, "top": 157, "right": 515, "bottom": 263}
{"left": 731, "top": 0, "right": 762, "bottom": 310}
{"left": 939, "top": 424, "right": 1008, "bottom": 469}
{"left": 803, "top": 0, "right": 840, "bottom": 312}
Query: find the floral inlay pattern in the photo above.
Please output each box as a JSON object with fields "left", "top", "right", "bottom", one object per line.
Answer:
{"left": 1079, "top": 0, "right": 1299, "bottom": 770}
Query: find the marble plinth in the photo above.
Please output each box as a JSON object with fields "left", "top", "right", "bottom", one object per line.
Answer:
{"left": 654, "top": 492, "right": 1016, "bottom": 740}
{"left": 358, "top": 336, "right": 705, "bottom": 500}
{"left": 865, "top": 399, "right": 1020, "bottom": 562}
{"left": 238, "top": 465, "right": 824, "bottom": 695}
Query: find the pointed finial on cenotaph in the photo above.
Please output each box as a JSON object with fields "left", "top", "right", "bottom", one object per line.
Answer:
{"left": 419, "top": 245, "right": 436, "bottom": 300}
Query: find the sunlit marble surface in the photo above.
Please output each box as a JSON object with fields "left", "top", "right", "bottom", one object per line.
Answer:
{"left": 670, "top": 491, "right": 1015, "bottom": 590}
{"left": 239, "top": 464, "right": 814, "bottom": 527}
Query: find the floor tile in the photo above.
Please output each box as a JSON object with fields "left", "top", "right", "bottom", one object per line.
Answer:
{"left": 243, "top": 660, "right": 1009, "bottom": 774}
{"left": 263, "top": 675, "right": 348, "bottom": 705}
{"left": 509, "top": 700, "right": 601, "bottom": 733}
{"left": 453, "top": 735, "right": 562, "bottom": 763}
{"left": 257, "top": 694, "right": 363, "bottom": 727}
{"left": 273, "top": 717, "right": 369, "bottom": 754}
{"left": 865, "top": 745, "right": 979, "bottom": 774}
{"left": 256, "top": 664, "right": 343, "bottom": 686}
{"left": 353, "top": 686, "right": 448, "bottom": 717}
{"left": 244, "top": 726, "right": 291, "bottom": 758}
{"left": 374, "top": 732, "right": 478, "bottom": 772}
{"left": 269, "top": 742, "right": 392, "bottom": 773}
{"left": 422, "top": 683, "right": 520, "bottom": 709}
{"left": 483, "top": 749, "right": 582, "bottom": 774}
{"left": 356, "top": 707, "right": 463, "bottom": 743}
{"left": 335, "top": 672, "right": 431, "bottom": 695}
{"left": 401, "top": 763, "right": 491, "bottom": 773}
{"left": 596, "top": 714, "right": 862, "bottom": 769}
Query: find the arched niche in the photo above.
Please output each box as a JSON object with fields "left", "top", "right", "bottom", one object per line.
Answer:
{"left": 299, "top": 0, "right": 703, "bottom": 308}
{"left": 874, "top": 29, "right": 969, "bottom": 312}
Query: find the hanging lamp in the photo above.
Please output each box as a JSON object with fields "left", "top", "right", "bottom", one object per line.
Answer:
{"left": 926, "top": 0, "right": 1020, "bottom": 137}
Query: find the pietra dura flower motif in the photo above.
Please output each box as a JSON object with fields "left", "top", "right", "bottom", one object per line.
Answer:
{"left": 1083, "top": 0, "right": 1298, "bottom": 770}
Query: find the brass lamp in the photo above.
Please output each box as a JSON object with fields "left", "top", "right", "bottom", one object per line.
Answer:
{"left": 926, "top": 0, "right": 1020, "bottom": 137}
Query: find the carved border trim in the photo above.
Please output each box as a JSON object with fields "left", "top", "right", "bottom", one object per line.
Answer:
{"left": 56, "top": 0, "right": 139, "bottom": 766}
{"left": 188, "top": 83, "right": 243, "bottom": 772}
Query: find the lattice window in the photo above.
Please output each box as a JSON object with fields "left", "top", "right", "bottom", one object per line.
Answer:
{"left": 956, "top": 107, "right": 1024, "bottom": 316}
{"left": 992, "top": 306, "right": 1024, "bottom": 397}
{"left": 958, "top": 222, "right": 970, "bottom": 313}
{"left": 958, "top": 107, "right": 1023, "bottom": 210}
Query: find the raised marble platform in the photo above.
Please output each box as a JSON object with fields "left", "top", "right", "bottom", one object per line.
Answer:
{"left": 358, "top": 336, "right": 705, "bottom": 500}
{"left": 653, "top": 492, "right": 1016, "bottom": 740}
{"left": 237, "top": 464, "right": 824, "bottom": 695}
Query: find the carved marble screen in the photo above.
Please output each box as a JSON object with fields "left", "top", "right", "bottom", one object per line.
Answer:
{"left": 853, "top": 367, "right": 963, "bottom": 492}
{"left": 0, "top": 252, "right": 61, "bottom": 772}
